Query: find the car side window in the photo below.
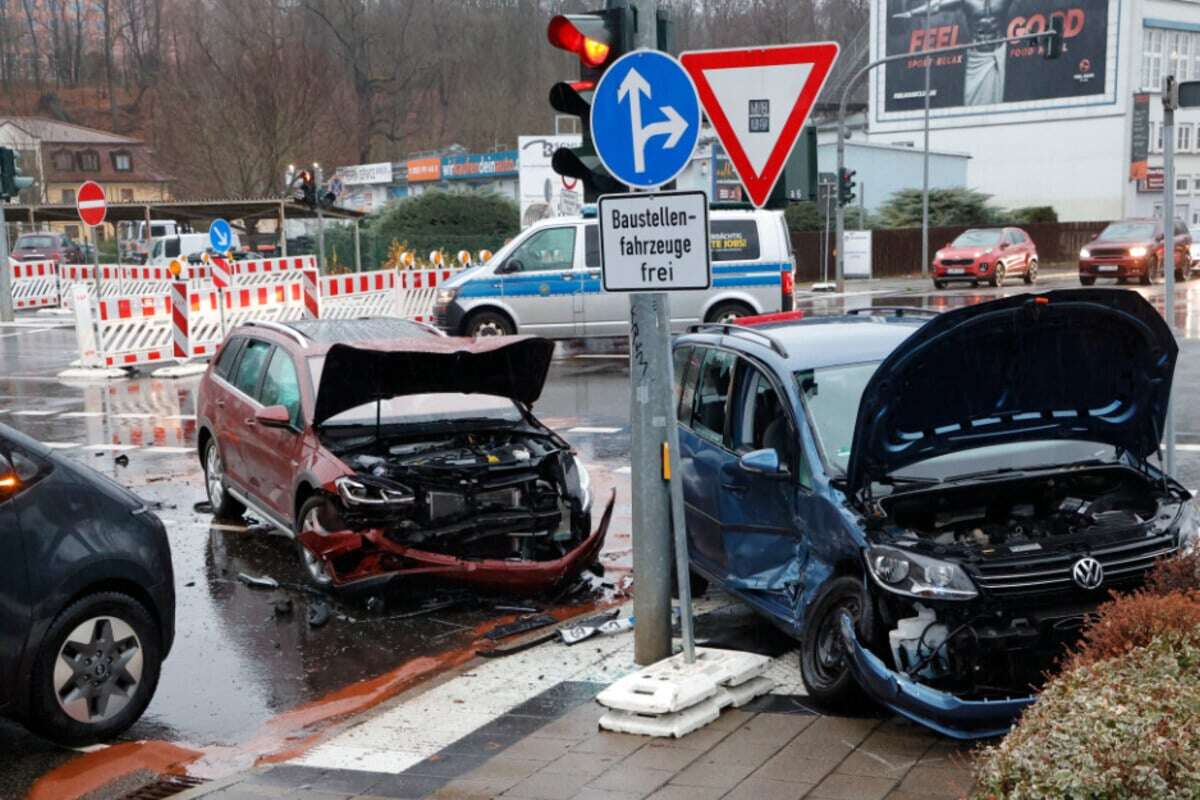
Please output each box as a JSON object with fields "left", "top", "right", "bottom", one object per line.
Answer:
{"left": 678, "top": 347, "right": 704, "bottom": 429}
{"left": 692, "top": 349, "right": 736, "bottom": 447}
{"left": 732, "top": 364, "right": 811, "bottom": 488}
{"left": 0, "top": 440, "right": 51, "bottom": 497}
{"left": 710, "top": 220, "right": 761, "bottom": 262}
{"left": 231, "top": 339, "right": 273, "bottom": 398}
{"left": 673, "top": 346, "right": 692, "bottom": 424}
{"left": 584, "top": 225, "right": 600, "bottom": 269}
{"left": 504, "top": 227, "right": 576, "bottom": 273}
{"left": 259, "top": 348, "right": 302, "bottom": 427}
{"left": 214, "top": 336, "right": 245, "bottom": 381}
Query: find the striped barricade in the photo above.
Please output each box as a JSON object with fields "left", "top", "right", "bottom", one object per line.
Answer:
{"left": 173, "top": 278, "right": 311, "bottom": 361}
{"left": 317, "top": 269, "right": 397, "bottom": 319}
{"left": 61, "top": 264, "right": 214, "bottom": 310}
{"left": 395, "top": 268, "right": 459, "bottom": 322}
{"left": 232, "top": 255, "right": 316, "bottom": 287}
{"left": 94, "top": 294, "right": 175, "bottom": 369}
{"left": 9, "top": 260, "right": 60, "bottom": 309}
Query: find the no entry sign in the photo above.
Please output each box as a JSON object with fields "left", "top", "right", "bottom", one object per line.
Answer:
{"left": 76, "top": 180, "right": 107, "bottom": 227}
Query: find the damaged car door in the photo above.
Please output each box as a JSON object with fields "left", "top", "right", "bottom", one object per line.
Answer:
{"left": 221, "top": 337, "right": 274, "bottom": 493}
{"left": 240, "top": 346, "right": 306, "bottom": 525}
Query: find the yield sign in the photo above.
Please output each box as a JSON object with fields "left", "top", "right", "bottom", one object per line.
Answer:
{"left": 76, "top": 180, "right": 107, "bottom": 227}
{"left": 680, "top": 43, "right": 839, "bottom": 208}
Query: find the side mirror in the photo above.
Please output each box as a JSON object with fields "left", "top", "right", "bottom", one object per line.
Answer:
{"left": 738, "top": 448, "right": 789, "bottom": 478}
{"left": 255, "top": 405, "right": 294, "bottom": 429}
{"left": 0, "top": 453, "right": 18, "bottom": 498}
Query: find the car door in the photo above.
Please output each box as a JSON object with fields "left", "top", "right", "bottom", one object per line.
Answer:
{"left": 676, "top": 346, "right": 737, "bottom": 576}
{"left": 0, "top": 443, "right": 32, "bottom": 707}
{"left": 240, "top": 346, "right": 307, "bottom": 526}
{"left": 220, "top": 337, "right": 274, "bottom": 496}
{"left": 497, "top": 225, "right": 582, "bottom": 336}
{"left": 717, "top": 361, "right": 805, "bottom": 595}
{"left": 580, "top": 223, "right": 630, "bottom": 336}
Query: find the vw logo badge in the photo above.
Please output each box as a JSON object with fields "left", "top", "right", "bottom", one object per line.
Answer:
{"left": 1072, "top": 557, "right": 1104, "bottom": 590}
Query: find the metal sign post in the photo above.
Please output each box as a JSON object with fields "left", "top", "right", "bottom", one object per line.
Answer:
{"left": 1163, "top": 75, "right": 1178, "bottom": 476}
{"left": 0, "top": 204, "right": 12, "bottom": 322}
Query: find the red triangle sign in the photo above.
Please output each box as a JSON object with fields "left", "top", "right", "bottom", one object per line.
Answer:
{"left": 681, "top": 43, "right": 839, "bottom": 208}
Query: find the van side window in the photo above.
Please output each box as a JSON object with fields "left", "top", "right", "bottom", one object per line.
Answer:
{"left": 504, "top": 227, "right": 576, "bottom": 273}
{"left": 584, "top": 225, "right": 600, "bottom": 268}
{"left": 692, "top": 349, "right": 736, "bottom": 446}
{"left": 165, "top": 238, "right": 180, "bottom": 258}
{"left": 710, "top": 220, "right": 761, "bottom": 262}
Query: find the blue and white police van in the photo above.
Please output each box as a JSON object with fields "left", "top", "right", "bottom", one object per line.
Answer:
{"left": 433, "top": 208, "right": 796, "bottom": 337}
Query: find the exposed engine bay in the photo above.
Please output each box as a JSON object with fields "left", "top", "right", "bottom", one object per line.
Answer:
{"left": 864, "top": 466, "right": 1186, "bottom": 698}
{"left": 325, "top": 427, "right": 593, "bottom": 563}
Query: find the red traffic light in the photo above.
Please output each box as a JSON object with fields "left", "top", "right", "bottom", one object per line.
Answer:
{"left": 548, "top": 15, "right": 610, "bottom": 68}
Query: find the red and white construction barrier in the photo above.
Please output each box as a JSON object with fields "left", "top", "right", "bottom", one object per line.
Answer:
{"left": 231, "top": 255, "right": 316, "bottom": 287}
{"left": 8, "top": 260, "right": 59, "bottom": 309}
{"left": 173, "top": 279, "right": 310, "bottom": 363}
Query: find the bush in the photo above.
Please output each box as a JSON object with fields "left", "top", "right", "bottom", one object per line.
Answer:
{"left": 973, "top": 632, "right": 1200, "bottom": 799}
{"left": 876, "top": 188, "right": 999, "bottom": 228}
{"left": 784, "top": 201, "right": 870, "bottom": 232}
{"left": 1145, "top": 549, "right": 1200, "bottom": 597}
{"left": 367, "top": 190, "right": 519, "bottom": 257}
{"left": 1065, "top": 589, "right": 1200, "bottom": 671}
{"left": 1007, "top": 206, "right": 1058, "bottom": 225}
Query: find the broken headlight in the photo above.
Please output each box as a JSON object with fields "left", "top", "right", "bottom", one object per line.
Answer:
{"left": 866, "top": 545, "right": 978, "bottom": 600}
{"left": 335, "top": 475, "right": 414, "bottom": 506}
{"left": 576, "top": 457, "right": 592, "bottom": 512}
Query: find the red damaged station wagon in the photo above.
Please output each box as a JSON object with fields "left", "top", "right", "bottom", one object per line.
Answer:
{"left": 196, "top": 318, "right": 611, "bottom": 593}
{"left": 931, "top": 227, "right": 1038, "bottom": 289}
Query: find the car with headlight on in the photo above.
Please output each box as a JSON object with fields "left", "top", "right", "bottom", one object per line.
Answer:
{"left": 931, "top": 227, "right": 1037, "bottom": 289}
{"left": 1079, "top": 218, "right": 1192, "bottom": 285}
{"left": 195, "top": 317, "right": 610, "bottom": 593}
{"left": 673, "top": 291, "right": 1195, "bottom": 739}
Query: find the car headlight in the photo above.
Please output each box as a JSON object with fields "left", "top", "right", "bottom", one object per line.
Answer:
{"left": 1080, "top": 248, "right": 1091, "bottom": 259}
{"left": 1129, "top": 246, "right": 1148, "bottom": 258}
{"left": 1177, "top": 500, "right": 1200, "bottom": 554}
{"left": 335, "top": 475, "right": 414, "bottom": 506}
{"left": 866, "top": 545, "right": 978, "bottom": 600}
{"left": 435, "top": 287, "right": 459, "bottom": 306}
{"left": 575, "top": 457, "right": 592, "bottom": 512}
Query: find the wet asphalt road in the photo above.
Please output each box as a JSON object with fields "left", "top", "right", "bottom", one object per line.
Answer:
{"left": 6, "top": 271, "right": 1200, "bottom": 798}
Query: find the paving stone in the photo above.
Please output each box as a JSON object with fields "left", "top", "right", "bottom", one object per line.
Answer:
{"left": 733, "top": 712, "right": 816, "bottom": 743}
{"left": 752, "top": 754, "right": 840, "bottom": 785}
{"left": 429, "top": 778, "right": 507, "bottom": 800}
{"left": 706, "top": 708, "right": 754, "bottom": 731}
{"left": 620, "top": 745, "right": 702, "bottom": 772}
{"left": 197, "top": 787, "right": 293, "bottom": 800}
{"left": 243, "top": 765, "right": 328, "bottom": 788}
{"left": 916, "top": 740, "right": 977, "bottom": 769}
{"left": 536, "top": 714, "right": 602, "bottom": 741}
{"left": 722, "top": 777, "right": 814, "bottom": 800}
{"left": 669, "top": 756, "right": 759, "bottom": 792}
{"left": 587, "top": 765, "right": 673, "bottom": 794}
{"left": 365, "top": 773, "right": 452, "bottom": 799}
{"left": 458, "top": 755, "right": 545, "bottom": 790}
{"left": 644, "top": 785, "right": 727, "bottom": 800}
{"left": 834, "top": 749, "right": 918, "bottom": 780}
{"left": 540, "top": 751, "right": 623, "bottom": 780}
{"left": 894, "top": 765, "right": 974, "bottom": 799}
{"left": 808, "top": 772, "right": 897, "bottom": 800}
{"left": 570, "top": 732, "right": 647, "bottom": 757}
{"left": 700, "top": 730, "right": 783, "bottom": 768}
{"left": 648, "top": 725, "right": 731, "bottom": 752}
{"left": 502, "top": 767, "right": 594, "bottom": 800}
{"left": 775, "top": 717, "right": 878, "bottom": 763}
{"left": 568, "top": 789, "right": 643, "bottom": 800}
{"left": 501, "top": 736, "right": 577, "bottom": 763}
{"left": 857, "top": 731, "right": 937, "bottom": 761}
{"left": 306, "top": 769, "right": 388, "bottom": 794}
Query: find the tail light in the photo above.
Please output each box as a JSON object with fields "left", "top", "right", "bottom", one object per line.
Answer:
{"left": 49, "top": 251, "right": 61, "bottom": 260}
{"left": 781, "top": 269, "right": 795, "bottom": 312}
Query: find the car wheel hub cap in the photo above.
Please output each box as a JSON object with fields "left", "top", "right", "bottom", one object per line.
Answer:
{"left": 206, "top": 446, "right": 223, "bottom": 507}
{"left": 475, "top": 321, "right": 503, "bottom": 336}
{"left": 53, "top": 616, "right": 143, "bottom": 724}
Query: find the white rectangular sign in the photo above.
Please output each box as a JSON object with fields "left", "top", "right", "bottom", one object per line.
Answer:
{"left": 844, "top": 230, "right": 872, "bottom": 279}
{"left": 598, "top": 191, "right": 711, "bottom": 293}
{"left": 337, "top": 162, "right": 393, "bottom": 186}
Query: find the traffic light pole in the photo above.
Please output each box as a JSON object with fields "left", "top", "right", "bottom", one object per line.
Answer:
{"left": 0, "top": 205, "right": 12, "bottom": 322}
{"left": 1163, "top": 76, "right": 1177, "bottom": 476}
{"left": 835, "top": 30, "right": 1047, "bottom": 291}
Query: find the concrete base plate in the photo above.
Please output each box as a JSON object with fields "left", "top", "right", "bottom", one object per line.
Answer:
{"left": 596, "top": 648, "right": 772, "bottom": 715}
{"left": 598, "top": 675, "right": 775, "bottom": 738}
{"left": 151, "top": 363, "right": 208, "bottom": 379}
{"left": 56, "top": 366, "right": 129, "bottom": 380}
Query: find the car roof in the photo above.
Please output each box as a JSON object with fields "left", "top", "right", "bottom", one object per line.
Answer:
{"left": 677, "top": 314, "right": 926, "bottom": 372}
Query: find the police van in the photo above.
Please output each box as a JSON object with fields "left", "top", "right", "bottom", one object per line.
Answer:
{"left": 434, "top": 208, "right": 795, "bottom": 337}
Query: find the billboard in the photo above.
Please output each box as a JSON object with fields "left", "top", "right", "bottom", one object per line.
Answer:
{"left": 406, "top": 158, "right": 441, "bottom": 182}
{"left": 517, "top": 135, "right": 583, "bottom": 228}
{"left": 443, "top": 151, "right": 518, "bottom": 180}
{"left": 879, "top": 0, "right": 1113, "bottom": 114}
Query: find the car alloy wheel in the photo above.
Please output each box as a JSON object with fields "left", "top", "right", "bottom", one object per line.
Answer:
{"left": 299, "top": 505, "right": 335, "bottom": 586}
{"left": 205, "top": 444, "right": 225, "bottom": 510}
{"left": 1025, "top": 260, "right": 1038, "bottom": 285}
{"left": 52, "top": 616, "right": 143, "bottom": 725}
{"left": 813, "top": 594, "right": 861, "bottom": 685}
{"left": 991, "top": 264, "right": 1005, "bottom": 288}
{"left": 474, "top": 320, "right": 505, "bottom": 336}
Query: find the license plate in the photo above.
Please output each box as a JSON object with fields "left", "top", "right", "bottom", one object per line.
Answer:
{"left": 1097, "top": 265, "right": 1118, "bottom": 272}
{"left": 947, "top": 268, "right": 965, "bottom": 275}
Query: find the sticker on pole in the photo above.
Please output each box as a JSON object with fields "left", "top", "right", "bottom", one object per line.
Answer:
{"left": 591, "top": 50, "right": 701, "bottom": 189}
{"left": 680, "top": 43, "right": 839, "bottom": 208}
{"left": 598, "top": 190, "right": 710, "bottom": 293}
{"left": 76, "top": 180, "right": 107, "bottom": 227}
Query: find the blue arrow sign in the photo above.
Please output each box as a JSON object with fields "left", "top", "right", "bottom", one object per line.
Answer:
{"left": 591, "top": 50, "right": 701, "bottom": 189}
{"left": 208, "top": 218, "right": 233, "bottom": 252}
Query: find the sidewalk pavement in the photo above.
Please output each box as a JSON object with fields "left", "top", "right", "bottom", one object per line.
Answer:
{"left": 175, "top": 599, "right": 977, "bottom": 800}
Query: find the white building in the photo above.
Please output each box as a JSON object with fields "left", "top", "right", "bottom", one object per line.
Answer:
{"left": 866, "top": 0, "right": 1200, "bottom": 223}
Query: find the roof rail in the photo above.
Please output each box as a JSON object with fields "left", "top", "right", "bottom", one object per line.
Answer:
{"left": 845, "top": 306, "right": 939, "bottom": 319}
{"left": 244, "top": 319, "right": 309, "bottom": 348}
{"left": 686, "top": 322, "right": 789, "bottom": 358}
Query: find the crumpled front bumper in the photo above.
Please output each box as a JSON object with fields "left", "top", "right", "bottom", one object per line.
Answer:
{"left": 838, "top": 612, "right": 1035, "bottom": 740}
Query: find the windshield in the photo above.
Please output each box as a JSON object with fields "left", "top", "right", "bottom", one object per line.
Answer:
{"left": 17, "top": 236, "right": 54, "bottom": 248}
{"left": 951, "top": 229, "right": 1001, "bottom": 247}
{"left": 1098, "top": 222, "right": 1156, "bottom": 241}
{"left": 307, "top": 355, "right": 521, "bottom": 426}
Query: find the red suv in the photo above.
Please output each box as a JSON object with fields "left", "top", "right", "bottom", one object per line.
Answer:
{"left": 1079, "top": 219, "right": 1193, "bottom": 285}
{"left": 195, "top": 318, "right": 609, "bottom": 593}
{"left": 931, "top": 227, "right": 1038, "bottom": 289}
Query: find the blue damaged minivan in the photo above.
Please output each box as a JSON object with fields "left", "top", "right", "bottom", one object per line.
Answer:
{"left": 434, "top": 209, "right": 795, "bottom": 337}
{"left": 672, "top": 290, "right": 1198, "bottom": 738}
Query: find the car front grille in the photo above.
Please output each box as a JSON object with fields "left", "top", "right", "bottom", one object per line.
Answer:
{"left": 968, "top": 532, "right": 1177, "bottom": 597}
{"left": 940, "top": 259, "right": 975, "bottom": 266}
{"left": 1089, "top": 248, "right": 1129, "bottom": 259}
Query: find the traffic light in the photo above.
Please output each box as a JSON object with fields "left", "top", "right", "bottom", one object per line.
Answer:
{"left": 0, "top": 147, "right": 34, "bottom": 200}
{"left": 547, "top": 7, "right": 634, "bottom": 202}
{"left": 1043, "top": 15, "right": 1064, "bottom": 60}
{"left": 292, "top": 170, "right": 316, "bottom": 208}
{"left": 837, "top": 168, "right": 857, "bottom": 207}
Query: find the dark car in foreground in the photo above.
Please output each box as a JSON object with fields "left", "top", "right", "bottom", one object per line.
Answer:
{"left": 1079, "top": 218, "right": 1192, "bottom": 285}
{"left": 196, "top": 317, "right": 611, "bottom": 593}
{"left": 931, "top": 227, "right": 1038, "bottom": 289}
{"left": 0, "top": 423, "right": 174, "bottom": 745}
{"left": 673, "top": 291, "right": 1196, "bottom": 738}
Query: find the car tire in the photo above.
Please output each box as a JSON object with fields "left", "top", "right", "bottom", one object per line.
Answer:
{"left": 26, "top": 592, "right": 162, "bottom": 746}
{"left": 932, "top": 280, "right": 946, "bottom": 290}
{"left": 204, "top": 439, "right": 245, "bottom": 519}
{"left": 1080, "top": 277, "right": 1096, "bottom": 286}
{"left": 295, "top": 496, "right": 342, "bottom": 588}
{"left": 799, "top": 576, "right": 867, "bottom": 708}
{"left": 988, "top": 264, "right": 1005, "bottom": 288}
{"left": 1024, "top": 259, "right": 1038, "bottom": 285}
{"left": 465, "top": 310, "right": 514, "bottom": 337}
{"left": 706, "top": 301, "right": 754, "bottom": 324}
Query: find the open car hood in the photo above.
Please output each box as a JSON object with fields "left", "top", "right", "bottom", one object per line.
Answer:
{"left": 846, "top": 290, "right": 1177, "bottom": 496}
{"left": 313, "top": 336, "right": 555, "bottom": 426}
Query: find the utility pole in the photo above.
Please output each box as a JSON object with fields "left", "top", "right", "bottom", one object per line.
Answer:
{"left": 313, "top": 162, "right": 327, "bottom": 273}
{"left": 0, "top": 205, "right": 11, "bottom": 322}
{"left": 1163, "top": 75, "right": 1178, "bottom": 476}
{"left": 921, "top": 1, "right": 932, "bottom": 279}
